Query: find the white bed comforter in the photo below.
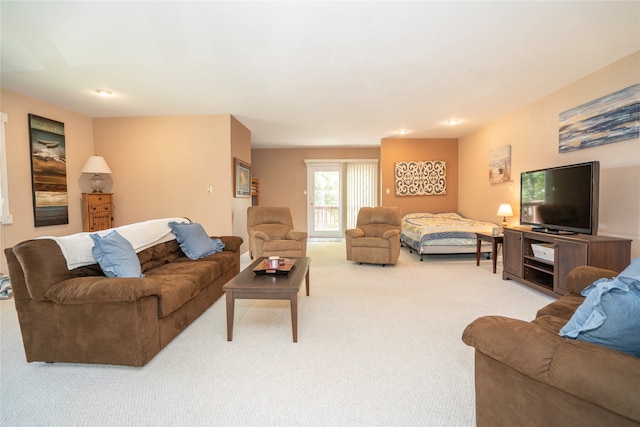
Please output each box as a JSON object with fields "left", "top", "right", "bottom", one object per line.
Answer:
{"left": 401, "top": 212, "right": 497, "bottom": 248}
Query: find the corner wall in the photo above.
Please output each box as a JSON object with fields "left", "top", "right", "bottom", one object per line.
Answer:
{"left": 251, "top": 147, "right": 380, "bottom": 232}
{"left": 92, "top": 115, "right": 234, "bottom": 238}
{"left": 380, "top": 138, "right": 458, "bottom": 216}
{"left": 0, "top": 89, "right": 95, "bottom": 273}
{"left": 459, "top": 51, "right": 640, "bottom": 257}
{"left": 230, "top": 116, "right": 252, "bottom": 254}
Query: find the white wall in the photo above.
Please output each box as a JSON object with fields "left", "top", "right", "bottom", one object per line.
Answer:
{"left": 0, "top": 89, "right": 95, "bottom": 273}
{"left": 93, "top": 115, "right": 234, "bottom": 237}
{"left": 459, "top": 52, "right": 640, "bottom": 257}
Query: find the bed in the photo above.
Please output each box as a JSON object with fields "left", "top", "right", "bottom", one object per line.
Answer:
{"left": 400, "top": 212, "right": 499, "bottom": 261}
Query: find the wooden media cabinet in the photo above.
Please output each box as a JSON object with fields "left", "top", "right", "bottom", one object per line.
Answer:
{"left": 503, "top": 227, "right": 631, "bottom": 297}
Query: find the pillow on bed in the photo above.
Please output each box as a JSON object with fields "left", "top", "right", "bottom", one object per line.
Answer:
{"left": 436, "top": 212, "right": 464, "bottom": 220}
{"left": 403, "top": 212, "right": 437, "bottom": 221}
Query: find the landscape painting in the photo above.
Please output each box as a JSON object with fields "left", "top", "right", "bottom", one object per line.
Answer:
{"left": 489, "top": 144, "right": 511, "bottom": 184}
{"left": 28, "top": 114, "right": 68, "bottom": 226}
{"left": 559, "top": 84, "right": 639, "bottom": 152}
{"left": 234, "top": 158, "right": 251, "bottom": 197}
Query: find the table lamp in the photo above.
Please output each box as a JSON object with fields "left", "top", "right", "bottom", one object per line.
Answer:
{"left": 497, "top": 203, "right": 514, "bottom": 228}
{"left": 81, "top": 156, "right": 112, "bottom": 193}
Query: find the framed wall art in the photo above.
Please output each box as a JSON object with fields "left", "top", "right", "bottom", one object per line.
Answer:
{"left": 28, "top": 114, "right": 68, "bottom": 227}
{"left": 559, "top": 83, "right": 639, "bottom": 152}
{"left": 489, "top": 144, "right": 511, "bottom": 184}
{"left": 234, "top": 158, "right": 251, "bottom": 197}
{"left": 395, "top": 161, "right": 446, "bottom": 196}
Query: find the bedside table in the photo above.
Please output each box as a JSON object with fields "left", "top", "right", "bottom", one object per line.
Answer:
{"left": 476, "top": 232, "right": 503, "bottom": 274}
{"left": 81, "top": 193, "right": 113, "bottom": 232}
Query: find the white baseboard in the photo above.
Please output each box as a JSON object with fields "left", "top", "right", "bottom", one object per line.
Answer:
{"left": 240, "top": 251, "right": 252, "bottom": 269}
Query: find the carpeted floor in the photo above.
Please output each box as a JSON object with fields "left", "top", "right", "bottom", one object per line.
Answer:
{"left": 0, "top": 241, "right": 555, "bottom": 426}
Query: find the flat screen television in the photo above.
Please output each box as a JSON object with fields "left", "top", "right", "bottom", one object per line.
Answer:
{"left": 520, "top": 161, "right": 600, "bottom": 235}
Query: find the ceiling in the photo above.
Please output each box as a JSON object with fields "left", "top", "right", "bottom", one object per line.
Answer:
{"left": 1, "top": 1, "right": 639, "bottom": 148}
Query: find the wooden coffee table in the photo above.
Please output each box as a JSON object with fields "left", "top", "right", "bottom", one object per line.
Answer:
{"left": 223, "top": 257, "right": 310, "bottom": 342}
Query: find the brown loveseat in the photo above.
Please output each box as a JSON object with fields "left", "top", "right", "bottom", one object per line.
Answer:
{"left": 462, "top": 265, "right": 640, "bottom": 427}
{"left": 5, "top": 226, "right": 242, "bottom": 367}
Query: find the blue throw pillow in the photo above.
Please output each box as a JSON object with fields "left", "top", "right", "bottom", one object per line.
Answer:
{"left": 560, "top": 258, "right": 640, "bottom": 357}
{"left": 168, "top": 221, "right": 224, "bottom": 260}
{"left": 90, "top": 230, "right": 143, "bottom": 278}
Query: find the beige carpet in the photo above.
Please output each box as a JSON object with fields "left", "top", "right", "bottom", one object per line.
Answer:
{"left": 0, "top": 241, "right": 555, "bottom": 426}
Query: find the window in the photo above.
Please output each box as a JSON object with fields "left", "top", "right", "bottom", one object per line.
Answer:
{"left": 305, "top": 159, "right": 378, "bottom": 237}
{"left": 0, "top": 112, "right": 12, "bottom": 224}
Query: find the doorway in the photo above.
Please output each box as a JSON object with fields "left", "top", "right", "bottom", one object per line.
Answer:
{"left": 305, "top": 160, "right": 379, "bottom": 238}
{"left": 306, "top": 163, "right": 341, "bottom": 238}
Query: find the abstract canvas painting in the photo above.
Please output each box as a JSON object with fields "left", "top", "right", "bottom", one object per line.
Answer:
{"left": 395, "top": 161, "right": 446, "bottom": 196}
{"left": 28, "top": 114, "right": 68, "bottom": 227}
{"left": 559, "top": 84, "right": 639, "bottom": 152}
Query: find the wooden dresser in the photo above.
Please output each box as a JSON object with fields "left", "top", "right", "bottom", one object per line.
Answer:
{"left": 81, "top": 193, "right": 113, "bottom": 232}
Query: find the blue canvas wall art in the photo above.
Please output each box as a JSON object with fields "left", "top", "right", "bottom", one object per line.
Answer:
{"left": 559, "top": 84, "right": 639, "bottom": 152}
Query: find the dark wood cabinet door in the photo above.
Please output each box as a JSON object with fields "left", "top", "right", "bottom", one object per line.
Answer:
{"left": 503, "top": 229, "right": 523, "bottom": 278}
{"left": 554, "top": 239, "right": 588, "bottom": 294}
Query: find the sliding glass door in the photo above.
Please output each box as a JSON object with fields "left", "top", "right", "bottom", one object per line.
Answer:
{"left": 305, "top": 160, "right": 379, "bottom": 238}
{"left": 307, "top": 163, "right": 341, "bottom": 238}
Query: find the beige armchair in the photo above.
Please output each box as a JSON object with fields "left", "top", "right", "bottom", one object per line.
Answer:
{"left": 345, "top": 207, "right": 402, "bottom": 266}
{"left": 247, "top": 206, "right": 308, "bottom": 259}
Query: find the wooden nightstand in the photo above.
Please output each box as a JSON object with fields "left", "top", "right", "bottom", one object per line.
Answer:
{"left": 82, "top": 193, "right": 113, "bottom": 232}
{"left": 476, "top": 231, "right": 504, "bottom": 274}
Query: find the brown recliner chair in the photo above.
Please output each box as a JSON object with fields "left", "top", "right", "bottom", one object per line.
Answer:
{"left": 345, "top": 207, "right": 402, "bottom": 266}
{"left": 247, "top": 206, "right": 308, "bottom": 259}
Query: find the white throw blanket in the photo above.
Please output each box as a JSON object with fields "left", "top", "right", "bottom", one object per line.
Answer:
{"left": 39, "top": 217, "right": 188, "bottom": 270}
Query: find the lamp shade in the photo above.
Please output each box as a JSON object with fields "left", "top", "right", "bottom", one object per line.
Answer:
{"left": 496, "top": 203, "right": 514, "bottom": 217}
{"left": 81, "top": 156, "right": 112, "bottom": 174}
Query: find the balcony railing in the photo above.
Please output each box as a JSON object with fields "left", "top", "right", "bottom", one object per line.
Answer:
{"left": 314, "top": 205, "right": 339, "bottom": 231}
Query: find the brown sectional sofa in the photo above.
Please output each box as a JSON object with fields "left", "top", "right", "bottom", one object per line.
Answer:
{"left": 462, "top": 265, "right": 640, "bottom": 427}
{"left": 5, "top": 233, "right": 242, "bottom": 367}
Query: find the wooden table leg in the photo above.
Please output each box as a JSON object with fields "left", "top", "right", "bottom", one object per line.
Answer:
{"left": 476, "top": 238, "right": 482, "bottom": 266}
{"left": 226, "top": 291, "right": 234, "bottom": 341}
{"left": 305, "top": 269, "right": 310, "bottom": 296}
{"left": 290, "top": 292, "right": 298, "bottom": 343}
{"left": 492, "top": 239, "right": 498, "bottom": 274}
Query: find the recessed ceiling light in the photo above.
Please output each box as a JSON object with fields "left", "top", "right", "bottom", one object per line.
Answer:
{"left": 396, "top": 129, "right": 409, "bottom": 135}
{"left": 445, "top": 119, "right": 461, "bottom": 126}
{"left": 95, "top": 89, "right": 113, "bottom": 97}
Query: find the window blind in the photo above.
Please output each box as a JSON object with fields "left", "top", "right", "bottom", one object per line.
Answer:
{"left": 346, "top": 162, "right": 378, "bottom": 229}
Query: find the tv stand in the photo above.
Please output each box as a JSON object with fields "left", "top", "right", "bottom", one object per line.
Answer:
{"left": 503, "top": 226, "right": 631, "bottom": 296}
